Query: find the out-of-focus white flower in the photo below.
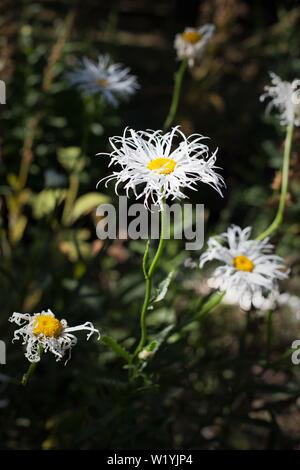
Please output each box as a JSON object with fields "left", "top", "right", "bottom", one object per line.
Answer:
{"left": 9, "top": 309, "right": 100, "bottom": 363}
{"left": 200, "top": 225, "right": 288, "bottom": 311}
{"left": 97, "top": 126, "right": 224, "bottom": 210}
{"left": 260, "top": 72, "right": 300, "bottom": 126}
{"left": 174, "top": 24, "right": 215, "bottom": 66}
{"left": 67, "top": 54, "right": 139, "bottom": 106}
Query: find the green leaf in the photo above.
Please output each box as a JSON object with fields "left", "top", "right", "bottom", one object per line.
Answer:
{"left": 154, "top": 324, "right": 174, "bottom": 345}
{"left": 154, "top": 271, "right": 174, "bottom": 302}
{"left": 57, "top": 147, "right": 85, "bottom": 173}
{"left": 139, "top": 325, "right": 174, "bottom": 363}
{"left": 10, "top": 215, "right": 28, "bottom": 244}
{"left": 70, "top": 192, "right": 109, "bottom": 223}
{"left": 101, "top": 335, "right": 132, "bottom": 363}
{"left": 147, "top": 340, "right": 158, "bottom": 352}
{"left": 31, "top": 189, "right": 67, "bottom": 218}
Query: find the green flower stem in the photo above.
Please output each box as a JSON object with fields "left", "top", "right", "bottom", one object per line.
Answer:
{"left": 239, "top": 309, "right": 251, "bottom": 356}
{"left": 134, "top": 206, "right": 166, "bottom": 356}
{"left": 257, "top": 122, "right": 294, "bottom": 241}
{"left": 21, "top": 346, "right": 43, "bottom": 386}
{"left": 163, "top": 59, "right": 188, "bottom": 131}
{"left": 142, "top": 241, "right": 150, "bottom": 279}
{"left": 62, "top": 173, "right": 79, "bottom": 226}
{"left": 193, "top": 291, "right": 225, "bottom": 322}
{"left": 181, "top": 291, "right": 225, "bottom": 334}
{"left": 134, "top": 277, "right": 152, "bottom": 356}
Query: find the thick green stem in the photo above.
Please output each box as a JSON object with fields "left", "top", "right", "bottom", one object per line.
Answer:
{"left": 135, "top": 277, "right": 153, "bottom": 356}
{"left": 148, "top": 209, "right": 166, "bottom": 278}
{"left": 257, "top": 122, "right": 294, "bottom": 240}
{"left": 193, "top": 291, "right": 225, "bottom": 322}
{"left": 163, "top": 59, "right": 188, "bottom": 131}
{"left": 134, "top": 206, "right": 166, "bottom": 356}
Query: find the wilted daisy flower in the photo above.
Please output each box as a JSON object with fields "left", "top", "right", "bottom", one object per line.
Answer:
{"left": 174, "top": 24, "right": 215, "bottom": 67}
{"left": 9, "top": 309, "right": 100, "bottom": 363}
{"left": 67, "top": 54, "right": 139, "bottom": 106}
{"left": 97, "top": 126, "right": 224, "bottom": 210}
{"left": 260, "top": 72, "right": 300, "bottom": 126}
{"left": 200, "top": 225, "right": 288, "bottom": 311}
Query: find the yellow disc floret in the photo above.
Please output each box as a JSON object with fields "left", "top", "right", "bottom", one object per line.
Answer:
{"left": 182, "top": 31, "right": 202, "bottom": 44}
{"left": 233, "top": 255, "right": 254, "bottom": 272}
{"left": 33, "top": 314, "right": 63, "bottom": 337}
{"left": 147, "top": 158, "right": 176, "bottom": 175}
{"left": 96, "top": 78, "right": 108, "bottom": 87}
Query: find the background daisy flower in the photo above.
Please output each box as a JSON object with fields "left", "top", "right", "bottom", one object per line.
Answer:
{"left": 97, "top": 126, "right": 224, "bottom": 210}
{"left": 260, "top": 72, "right": 300, "bottom": 126}
{"left": 174, "top": 24, "right": 215, "bottom": 67}
{"left": 67, "top": 54, "right": 139, "bottom": 106}
{"left": 9, "top": 309, "right": 100, "bottom": 363}
{"left": 200, "top": 225, "right": 288, "bottom": 311}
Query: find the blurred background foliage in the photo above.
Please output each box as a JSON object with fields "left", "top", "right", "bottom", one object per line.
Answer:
{"left": 1, "top": 0, "right": 300, "bottom": 450}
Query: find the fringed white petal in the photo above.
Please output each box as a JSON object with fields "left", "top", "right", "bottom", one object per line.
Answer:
{"left": 9, "top": 311, "right": 100, "bottom": 363}
{"left": 199, "top": 225, "right": 288, "bottom": 311}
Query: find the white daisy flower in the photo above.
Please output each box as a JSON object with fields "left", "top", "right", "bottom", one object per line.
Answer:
{"left": 200, "top": 225, "right": 288, "bottom": 311}
{"left": 260, "top": 72, "right": 300, "bottom": 126}
{"left": 9, "top": 309, "right": 100, "bottom": 363}
{"left": 97, "top": 126, "right": 224, "bottom": 210}
{"left": 67, "top": 54, "right": 139, "bottom": 106}
{"left": 174, "top": 24, "right": 215, "bottom": 67}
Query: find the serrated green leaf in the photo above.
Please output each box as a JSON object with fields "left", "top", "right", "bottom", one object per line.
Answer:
{"left": 154, "top": 271, "right": 174, "bottom": 302}
{"left": 101, "top": 335, "right": 132, "bottom": 363}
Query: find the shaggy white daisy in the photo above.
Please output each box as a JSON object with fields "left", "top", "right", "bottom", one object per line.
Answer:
{"left": 9, "top": 309, "right": 100, "bottom": 363}
{"left": 67, "top": 54, "right": 139, "bottom": 106}
{"left": 200, "top": 225, "right": 288, "bottom": 311}
{"left": 97, "top": 126, "right": 224, "bottom": 210}
{"left": 174, "top": 24, "right": 215, "bottom": 67}
{"left": 260, "top": 72, "right": 300, "bottom": 126}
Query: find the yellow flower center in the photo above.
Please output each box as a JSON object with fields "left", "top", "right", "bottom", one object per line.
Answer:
{"left": 96, "top": 78, "right": 108, "bottom": 87}
{"left": 33, "top": 315, "right": 63, "bottom": 338}
{"left": 182, "top": 31, "right": 202, "bottom": 44}
{"left": 147, "top": 158, "right": 176, "bottom": 175}
{"left": 233, "top": 255, "right": 254, "bottom": 272}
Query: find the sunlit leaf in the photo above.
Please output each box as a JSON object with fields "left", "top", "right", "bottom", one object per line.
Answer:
{"left": 70, "top": 192, "right": 110, "bottom": 223}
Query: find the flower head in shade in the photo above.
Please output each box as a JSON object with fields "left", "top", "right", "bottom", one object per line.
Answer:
{"left": 67, "top": 54, "right": 139, "bottom": 106}
{"left": 9, "top": 309, "right": 100, "bottom": 363}
{"left": 260, "top": 72, "right": 300, "bottom": 126}
{"left": 174, "top": 24, "right": 215, "bottom": 66}
{"left": 200, "top": 225, "right": 288, "bottom": 311}
{"left": 97, "top": 126, "right": 224, "bottom": 210}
